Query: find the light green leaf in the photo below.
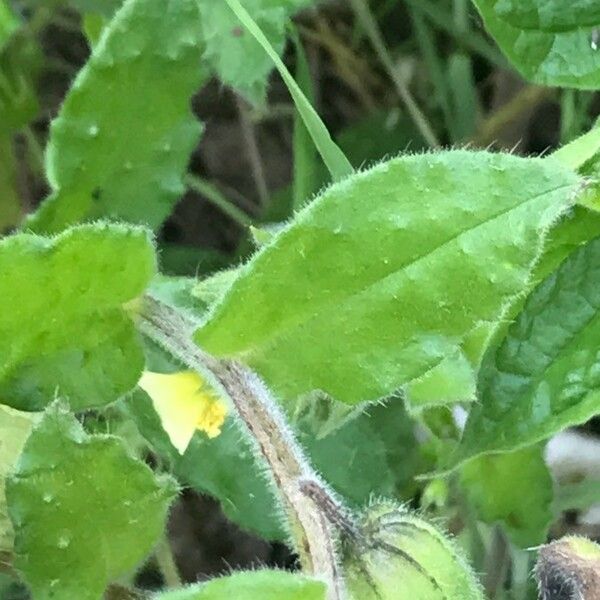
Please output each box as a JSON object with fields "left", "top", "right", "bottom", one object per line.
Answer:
{"left": 25, "top": 0, "right": 207, "bottom": 234}
{"left": 553, "top": 125, "right": 600, "bottom": 170}
{"left": 452, "top": 235, "right": 600, "bottom": 466}
{"left": 154, "top": 570, "right": 326, "bottom": 600}
{"left": 0, "top": 406, "right": 36, "bottom": 551}
{"left": 473, "top": 0, "right": 600, "bottom": 88}
{"left": 406, "top": 350, "right": 477, "bottom": 407}
{"left": 6, "top": 403, "right": 177, "bottom": 600}
{"left": 460, "top": 446, "right": 553, "bottom": 547}
{"left": 196, "top": 151, "right": 580, "bottom": 406}
{"left": 0, "top": 223, "right": 155, "bottom": 411}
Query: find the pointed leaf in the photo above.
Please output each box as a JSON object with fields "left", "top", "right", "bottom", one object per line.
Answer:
{"left": 473, "top": 0, "right": 600, "bottom": 89}
{"left": 453, "top": 235, "right": 600, "bottom": 466}
{"left": 0, "top": 223, "right": 155, "bottom": 411}
{"left": 6, "top": 404, "right": 176, "bottom": 600}
{"left": 25, "top": 0, "right": 207, "bottom": 233}
{"left": 196, "top": 151, "right": 580, "bottom": 405}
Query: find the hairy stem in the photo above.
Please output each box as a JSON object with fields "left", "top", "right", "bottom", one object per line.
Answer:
{"left": 155, "top": 535, "right": 182, "bottom": 589}
{"left": 136, "top": 296, "right": 346, "bottom": 600}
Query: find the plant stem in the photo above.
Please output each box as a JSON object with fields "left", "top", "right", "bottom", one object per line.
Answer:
{"left": 185, "top": 174, "right": 253, "bottom": 228}
{"left": 349, "top": 0, "right": 440, "bottom": 148}
{"left": 155, "top": 535, "right": 182, "bottom": 589}
{"left": 136, "top": 296, "right": 347, "bottom": 600}
{"left": 236, "top": 95, "right": 269, "bottom": 208}
{"left": 471, "top": 85, "right": 554, "bottom": 147}
{"left": 22, "top": 126, "right": 46, "bottom": 181}
{"left": 484, "top": 526, "right": 510, "bottom": 598}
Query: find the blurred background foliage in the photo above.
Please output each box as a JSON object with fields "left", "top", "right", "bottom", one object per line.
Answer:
{"left": 1, "top": 0, "right": 599, "bottom": 598}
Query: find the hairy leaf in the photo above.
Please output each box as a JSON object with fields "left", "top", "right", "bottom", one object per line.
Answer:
{"left": 25, "top": 0, "right": 206, "bottom": 233}
{"left": 474, "top": 0, "right": 600, "bottom": 88}
{"left": 196, "top": 151, "right": 580, "bottom": 406}
{"left": 0, "top": 406, "right": 36, "bottom": 551}
{"left": 6, "top": 404, "right": 176, "bottom": 600}
{"left": 0, "top": 223, "right": 155, "bottom": 411}
{"left": 154, "top": 570, "right": 326, "bottom": 600}
{"left": 460, "top": 446, "right": 553, "bottom": 547}
{"left": 453, "top": 236, "right": 600, "bottom": 466}
{"left": 407, "top": 205, "right": 600, "bottom": 408}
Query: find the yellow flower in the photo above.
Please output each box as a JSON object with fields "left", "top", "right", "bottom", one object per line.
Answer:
{"left": 138, "top": 370, "right": 228, "bottom": 455}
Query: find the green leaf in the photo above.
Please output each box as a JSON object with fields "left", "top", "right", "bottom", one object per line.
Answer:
{"left": 491, "top": 0, "right": 600, "bottom": 32}
{"left": 0, "top": 1, "right": 19, "bottom": 51}
{"left": 406, "top": 350, "right": 477, "bottom": 407}
{"left": 553, "top": 478, "right": 600, "bottom": 513}
{"left": 452, "top": 235, "right": 600, "bottom": 467}
{"left": 0, "top": 406, "right": 36, "bottom": 551}
{"left": 407, "top": 204, "right": 600, "bottom": 409}
{"left": 25, "top": 0, "right": 207, "bottom": 234}
{"left": 198, "top": 0, "right": 284, "bottom": 104}
{"left": 224, "top": 0, "right": 353, "bottom": 182}
{"left": 154, "top": 570, "right": 326, "bottom": 600}
{"left": 6, "top": 403, "right": 176, "bottom": 600}
{"left": 196, "top": 151, "right": 580, "bottom": 406}
{"left": 460, "top": 446, "right": 553, "bottom": 547}
{"left": 0, "top": 223, "right": 155, "bottom": 411}
{"left": 176, "top": 418, "right": 285, "bottom": 540}
{"left": 70, "top": 0, "right": 123, "bottom": 18}
{"left": 473, "top": 0, "right": 600, "bottom": 88}
{"left": 0, "top": 35, "right": 41, "bottom": 134}
{"left": 553, "top": 125, "right": 600, "bottom": 170}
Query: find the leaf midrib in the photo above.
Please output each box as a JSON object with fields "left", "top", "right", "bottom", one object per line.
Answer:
{"left": 233, "top": 180, "right": 574, "bottom": 362}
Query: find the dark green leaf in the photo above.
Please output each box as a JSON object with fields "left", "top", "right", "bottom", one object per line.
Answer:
{"left": 453, "top": 235, "right": 600, "bottom": 466}
{"left": 474, "top": 0, "right": 600, "bottom": 88}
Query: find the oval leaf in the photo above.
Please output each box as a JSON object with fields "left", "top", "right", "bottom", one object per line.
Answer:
{"left": 196, "top": 151, "right": 580, "bottom": 405}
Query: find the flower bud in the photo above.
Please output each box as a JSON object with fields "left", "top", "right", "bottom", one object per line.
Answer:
{"left": 342, "top": 501, "right": 483, "bottom": 600}
{"left": 535, "top": 536, "right": 600, "bottom": 599}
